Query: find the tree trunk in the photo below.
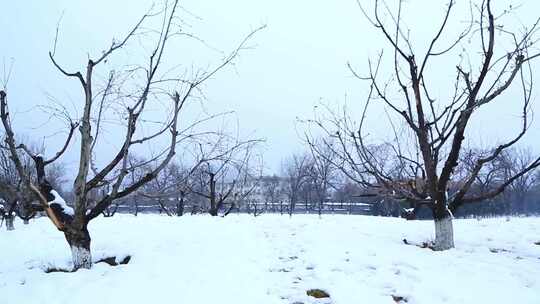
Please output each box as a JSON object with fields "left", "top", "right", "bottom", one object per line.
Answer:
{"left": 432, "top": 206, "right": 455, "bottom": 251}
{"left": 5, "top": 215, "right": 14, "bottom": 231}
{"left": 64, "top": 226, "right": 92, "bottom": 270}
{"left": 23, "top": 219, "right": 29, "bottom": 225}
{"left": 289, "top": 201, "right": 295, "bottom": 217}
{"left": 208, "top": 173, "right": 218, "bottom": 216}
{"left": 209, "top": 207, "right": 218, "bottom": 216}
{"left": 158, "top": 199, "right": 172, "bottom": 216}
{"left": 176, "top": 195, "right": 185, "bottom": 216}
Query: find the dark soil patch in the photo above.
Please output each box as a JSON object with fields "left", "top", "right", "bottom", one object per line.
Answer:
{"left": 403, "top": 238, "right": 434, "bottom": 250}
{"left": 392, "top": 295, "right": 408, "bottom": 303}
{"left": 306, "top": 289, "right": 330, "bottom": 298}
{"left": 44, "top": 266, "right": 74, "bottom": 273}
{"left": 277, "top": 268, "right": 291, "bottom": 273}
{"left": 489, "top": 248, "right": 511, "bottom": 254}
{"left": 95, "top": 255, "right": 131, "bottom": 266}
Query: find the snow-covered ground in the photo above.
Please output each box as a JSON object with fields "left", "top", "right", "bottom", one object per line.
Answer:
{"left": 1, "top": 214, "right": 539, "bottom": 304}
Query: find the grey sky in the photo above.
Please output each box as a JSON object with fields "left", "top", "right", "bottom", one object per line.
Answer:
{"left": 2, "top": 0, "right": 540, "bottom": 177}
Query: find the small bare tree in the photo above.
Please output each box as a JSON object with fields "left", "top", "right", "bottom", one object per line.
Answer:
{"left": 140, "top": 161, "right": 180, "bottom": 216}
{"left": 123, "top": 155, "right": 148, "bottom": 216}
{"left": 0, "top": 140, "right": 61, "bottom": 229}
{"left": 488, "top": 148, "right": 539, "bottom": 214}
{"left": 191, "top": 139, "right": 261, "bottom": 216}
{"left": 282, "top": 153, "right": 312, "bottom": 216}
{"left": 306, "top": 137, "right": 339, "bottom": 216}
{"left": 260, "top": 175, "right": 284, "bottom": 213}
{"left": 0, "top": 143, "right": 23, "bottom": 230}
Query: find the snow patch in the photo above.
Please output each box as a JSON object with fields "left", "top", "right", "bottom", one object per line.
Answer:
{"left": 1, "top": 215, "right": 540, "bottom": 303}
{"left": 49, "top": 190, "right": 74, "bottom": 216}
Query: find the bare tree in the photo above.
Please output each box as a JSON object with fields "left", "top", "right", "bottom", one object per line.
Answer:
{"left": 332, "top": 178, "right": 365, "bottom": 214}
{"left": 123, "top": 155, "right": 147, "bottom": 216}
{"left": 0, "top": 140, "right": 64, "bottom": 228}
{"left": 141, "top": 161, "right": 201, "bottom": 216}
{"left": 191, "top": 139, "right": 261, "bottom": 216}
{"left": 0, "top": 0, "right": 264, "bottom": 269}
{"left": 140, "top": 161, "right": 180, "bottom": 216}
{"left": 260, "top": 175, "right": 284, "bottom": 213}
{"left": 139, "top": 160, "right": 201, "bottom": 216}
{"left": 168, "top": 163, "right": 196, "bottom": 217}
{"left": 0, "top": 143, "right": 23, "bottom": 230}
{"left": 306, "top": 137, "right": 339, "bottom": 216}
{"left": 492, "top": 148, "right": 539, "bottom": 214}
{"left": 309, "top": 0, "right": 540, "bottom": 250}
{"left": 234, "top": 170, "right": 263, "bottom": 216}
{"left": 282, "top": 153, "right": 312, "bottom": 216}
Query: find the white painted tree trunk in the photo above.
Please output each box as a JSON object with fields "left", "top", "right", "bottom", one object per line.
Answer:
{"left": 70, "top": 245, "right": 92, "bottom": 270}
{"left": 433, "top": 216, "right": 454, "bottom": 250}
{"left": 6, "top": 216, "right": 14, "bottom": 231}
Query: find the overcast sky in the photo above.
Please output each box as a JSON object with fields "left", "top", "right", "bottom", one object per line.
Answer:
{"left": 2, "top": 0, "right": 540, "bottom": 177}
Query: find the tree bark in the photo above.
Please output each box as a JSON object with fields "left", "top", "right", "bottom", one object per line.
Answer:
{"left": 64, "top": 226, "right": 92, "bottom": 270}
{"left": 288, "top": 196, "right": 296, "bottom": 217}
{"left": 209, "top": 207, "right": 218, "bottom": 216}
{"left": 176, "top": 195, "right": 185, "bottom": 216}
{"left": 432, "top": 206, "right": 455, "bottom": 251}
{"left": 5, "top": 215, "right": 14, "bottom": 231}
{"left": 208, "top": 172, "right": 218, "bottom": 216}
